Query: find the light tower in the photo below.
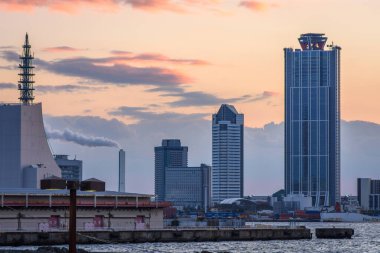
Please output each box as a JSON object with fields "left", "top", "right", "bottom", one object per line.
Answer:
{"left": 18, "top": 33, "right": 35, "bottom": 105}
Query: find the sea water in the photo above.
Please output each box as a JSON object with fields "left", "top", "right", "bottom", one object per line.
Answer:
{"left": 1, "top": 222, "right": 379, "bottom": 253}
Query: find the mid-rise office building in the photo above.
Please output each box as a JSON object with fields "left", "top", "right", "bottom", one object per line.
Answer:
{"left": 212, "top": 104, "right": 244, "bottom": 204}
{"left": 284, "top": 33, "right": 341, "bottom": 207}
{"left": 54, "top": 155, "right": 83, "bottom": 181}
{"left": 165, "top": 164, "right": 211, "bottom": 211}
{"left": 154, "top": 140, "right": 188, "bottom": 201}
{"left": 357, "top": 178, "right": 380, "bottom": 211}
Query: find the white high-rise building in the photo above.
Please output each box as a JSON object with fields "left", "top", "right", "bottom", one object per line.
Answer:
{"left": 212, "top": 104, "right": 244, "bottom": 204}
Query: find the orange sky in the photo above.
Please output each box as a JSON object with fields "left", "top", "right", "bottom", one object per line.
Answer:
{"left": 1, "top": 0, "right": 380, "bottom": 127}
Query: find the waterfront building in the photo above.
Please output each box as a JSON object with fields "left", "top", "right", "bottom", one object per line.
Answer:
{"left": 154, "top": 139, "right": 188, "bottom": 201}
{"left": 165, "top": 164, "right": 211, "bottom": 211}
{"left": 212, "top": 104, "right": 244, "bottom": 204}
{"left": 54, "top": 155, "right": 83, "bottom": 181}
{"left": 0, "top": 34, "right": 61, "bottom": 188}
{"left": 284, "top": 33, "right": 341, "bottom": 206}
{"left": 0, "top": 188, "right": 168, "bottom": 231}
{"left": 357, "top": 178, "right": 380, "bottom": 211}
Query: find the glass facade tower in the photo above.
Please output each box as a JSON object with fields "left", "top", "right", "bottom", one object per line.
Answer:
{"left": 154, "top": 139, "right": 188, "bottom": 201}
{"left": 284, "top": 33, "right": 341, "bottom": 207}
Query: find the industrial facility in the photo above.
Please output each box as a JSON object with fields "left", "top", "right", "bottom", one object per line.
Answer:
{"left": 0, "top": 187, "right": 169, "bottom": 232}
{"left": 0, "top": 34, "right": 61, "bottom": 189}
{"left": 0, "top": 34, "right": 170, "bottom": 233}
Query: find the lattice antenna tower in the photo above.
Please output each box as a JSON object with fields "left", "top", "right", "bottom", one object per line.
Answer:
{"left": 18, "top": 33, "right": 35, "bottom": 105}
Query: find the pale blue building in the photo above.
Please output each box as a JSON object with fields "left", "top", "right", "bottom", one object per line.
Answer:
{"left": 165, "top": 164, "right": 211, "bottom": 210}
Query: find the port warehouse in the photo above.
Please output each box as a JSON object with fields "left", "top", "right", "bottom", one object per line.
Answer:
{"left": 0, "top": 189, "right": 170, "bottom": 232}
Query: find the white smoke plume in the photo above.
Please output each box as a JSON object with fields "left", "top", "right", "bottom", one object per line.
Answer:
{"left": 46, "top": 128, "right": 120, "bottom": 148}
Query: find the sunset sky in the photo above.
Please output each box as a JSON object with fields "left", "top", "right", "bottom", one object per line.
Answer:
{"left": 0, "top": 0, "right": 379, "bottom": 195}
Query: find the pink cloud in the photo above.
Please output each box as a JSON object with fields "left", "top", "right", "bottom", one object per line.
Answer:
{"left": 109, "top": 50, "right": 133, "bottom": 56}
{"left": 248, "top": 91, "right": 278, "bottom": 102}
{"left": 42, "top": 46, "right": 85, "bottom": 53}
{"left": 0, "top": 0, "right": 233, "bottom": 13}
{"left": 0, "top": 0, "right": 192, "bottom": 13}
{"left": 239, "top": 1, "right": 277, "bottom": 11}
{"left": 125, "top": 0, "right": 185, "bottom": 12}
{"left": 109, "top": 51, "right": 210, "bottom": 66}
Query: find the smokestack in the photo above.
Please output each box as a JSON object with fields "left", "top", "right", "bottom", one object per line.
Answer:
{"left": 118, "top": 149, "right": 126, "bottom": 192}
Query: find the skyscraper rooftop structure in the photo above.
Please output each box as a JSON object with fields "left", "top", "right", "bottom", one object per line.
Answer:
{"left": 284, "top": 33, "right": 341, "bottom": 206}
{"left": 298, "top": 33, "right": 328, "bottom": 51}
{"left": 0, "top": 34, "right": 61, "bottom": 188}
{"left": 212, "top": 104, "right": 244, "bottom": 204}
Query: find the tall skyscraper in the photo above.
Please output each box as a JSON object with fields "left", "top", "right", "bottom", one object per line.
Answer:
{"left": 154, "top": 139, "right": 188, "bottom": 201}
{"left": 54, "top": 155, "right": 83, "bottom": 181}
{"left": 0, "top": 34, "right": 61, "bottom": 188}
{"left": 284, "top": 33, "right": 341, "bottom": 207}
{"left": 212, "top": 104, "right": 244, "bottom": 204}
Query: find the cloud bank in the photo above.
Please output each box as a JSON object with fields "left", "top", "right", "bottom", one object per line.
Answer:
{"left": 0, "top": 82, "right": 17, "bottom": 90}
{"left": 0, "top": 0, "right": 274, "bottom": 14}
{"left": 1, "top": 50, "right": 272, "bottom": 107}
{"left": 42, "top": 46, "right": 85, "bottom": 53}
{"left": 109, "top": 51, "right": 210, "bottom": 65}
{"left": 164, "top": 91, "right": 252, "bottom": 107}
{"left": 109, "top": 106, "right": 208, "bottom": 122}
{"left": 44, "top": 113, "right": 380, "bottom": 195}
{"left": 37, "top": 84, "right": 107, "bottom": 93}
{"left": 1, "top": 50, "right": 191, "bottom": 88}
{"left": 0, "top": 0, "right": 217, "bottom": 13}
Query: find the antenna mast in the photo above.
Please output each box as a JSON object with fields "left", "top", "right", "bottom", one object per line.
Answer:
{"left": 18, "top": 33, "right": 35, "bottom": 105}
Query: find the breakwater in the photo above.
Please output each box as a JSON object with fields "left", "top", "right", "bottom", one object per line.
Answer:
{"left": 315, "top": 228, "right": 354, "bottom": 239}
{"left": 0, "top": 228, "right": 311, "bottom": 246}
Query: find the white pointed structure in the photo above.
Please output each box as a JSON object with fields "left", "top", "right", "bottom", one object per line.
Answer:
{"left": 0, "top": 34, "right": 61, "bottom": 188}
{"left": 118, "top": 149, "right": 126, "bottom": 192}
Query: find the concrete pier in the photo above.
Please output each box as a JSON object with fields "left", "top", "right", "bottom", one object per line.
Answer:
{"left": 315, "top": 228, "right": 354, "bottom": 239}
{"left": 0, "top": 228, "right": 311, "bottom": 246}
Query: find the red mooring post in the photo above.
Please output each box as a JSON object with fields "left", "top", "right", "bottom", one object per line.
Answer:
{"left": 67, "top": 181, "right": 79, "bottom": 253}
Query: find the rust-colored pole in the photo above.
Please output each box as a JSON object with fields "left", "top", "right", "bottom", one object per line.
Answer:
{"left": 68, "top": 182, "right": 78, "bottom": 253}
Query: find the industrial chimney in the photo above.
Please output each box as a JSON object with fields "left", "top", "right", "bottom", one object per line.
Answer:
{"left": 118, "top": 149, "right": 126, "bottom": 192}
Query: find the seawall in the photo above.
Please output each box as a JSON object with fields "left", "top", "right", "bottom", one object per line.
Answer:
{"left": 0, "top": 228, "right": 311, "bottom": 246}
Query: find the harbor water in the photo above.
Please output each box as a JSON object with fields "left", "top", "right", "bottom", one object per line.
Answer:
{"left": 0, "top": 222, "right": 379, "bottom": 253}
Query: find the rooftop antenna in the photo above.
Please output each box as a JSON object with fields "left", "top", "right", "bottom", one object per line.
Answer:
{"left": 18, "top": 33, "right": 35, "bottom": 105}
